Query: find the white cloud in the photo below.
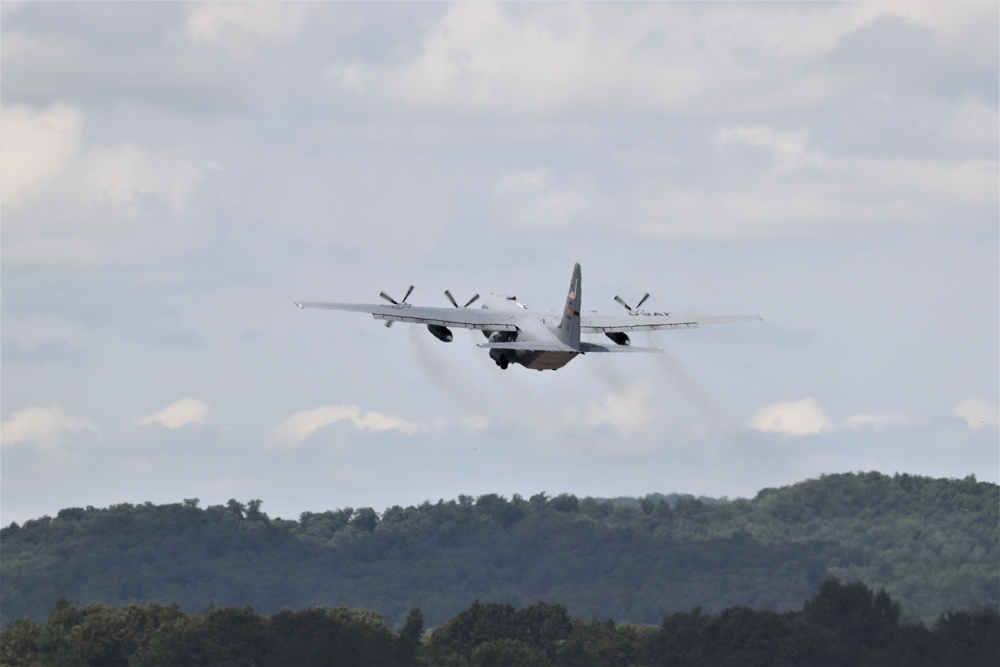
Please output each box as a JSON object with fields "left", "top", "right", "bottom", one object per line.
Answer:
{"left": 83, "top": 142, "right": 205, "bottom": 220}
{"left": 328, "top": 64, "right": 368, "bottom": 94}
{"left": 953, "top": 399, "right": 999, "bottom": 430}
{"left": 551, "top": 383, "right": 662, "bottom": 439}
{"left": 715, "top": 125, "right": 821, "bottom": 171}
{"left": 1, "top": 405, "right": 102, "bottom": 450}
{"left": 185, "top": 3, "right": 309, "bottom": 59}
{"left": 748, "top": 398, "right": 833, "bottom": 436}
{"left": 492, "top": 168, "right": 612, "bottom": 229}
{"left": 271, "top": 405, "right": 426, "bottom": 447}
{"left": 461, "top": 414, "right": 492, "bottom": 431}
{"left": 842, "top": 413, "right": 912, "bottom": 430}
{"left": 327, "top": 3, "right": 986, "bottom": 120}
{"left": 0, "top": 103, "right": 82, "bottom": 207}
{"left": 132, "top": 398, "right": 210, "bottom": 429}
{"left": 939, "top": 99, "right": 999, "bottom": 154}
{"left": 312, "top": 2, "right": 996, "bottom": 241}
{"left": 2, "top": 103, "right": 213, "bottom": 266}
{"left": 633, "top": 142, "right": 997, "bottom": 240}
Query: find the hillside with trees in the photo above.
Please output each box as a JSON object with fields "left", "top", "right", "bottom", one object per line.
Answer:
{"left": 2, "top": 472, "right": 996, "bottom": 630}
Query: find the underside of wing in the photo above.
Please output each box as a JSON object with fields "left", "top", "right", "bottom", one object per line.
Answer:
{"left": 294, "top": 302, "right": 520, "bottom": 331}
{"left": 580, "top": 312, "right": 761, "bottom": 333}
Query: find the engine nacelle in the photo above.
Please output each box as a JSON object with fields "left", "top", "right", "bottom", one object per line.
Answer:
{"left": 605, "top": 331, "right": 631, "bottom": 346}
{"left": 427, "top": 324, "right": 453, "bottom": 342}
{"left": 488, "top": 331, "right": 516, "bottom": 344}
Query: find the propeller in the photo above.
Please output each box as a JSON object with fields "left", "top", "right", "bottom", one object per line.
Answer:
{"left": 379, "top": 285, "right": 414, "bottom": 326}
{"left": 380, "top": 285, "right": 413, "bottom": 306}
{"left": 614, "top": 293, "right": 650, "bottom": 313}
{"left": 444, "top": 290, "right": 479, "bottom": 308}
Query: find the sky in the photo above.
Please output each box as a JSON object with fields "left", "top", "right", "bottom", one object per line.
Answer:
{"left": 2, "top": 1, "right": 997, "bottom": 527}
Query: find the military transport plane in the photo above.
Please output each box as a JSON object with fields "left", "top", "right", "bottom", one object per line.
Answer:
{"left": 294, "top": 263, "right": 760, "bottom": 371}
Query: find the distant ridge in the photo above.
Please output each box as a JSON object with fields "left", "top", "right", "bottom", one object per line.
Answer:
{"left": 2, "top": 472, "right": 996, "bottom": 627}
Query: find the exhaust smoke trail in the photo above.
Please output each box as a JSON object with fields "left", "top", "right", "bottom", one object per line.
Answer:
{"left": 407, "top": 325, "right": 495, "bottom": 425}
{"left": 589, "top": 353, "right": 630, "bottom": 391}
{"left": 643, "top": 333, "right": 732, "bottom": 433}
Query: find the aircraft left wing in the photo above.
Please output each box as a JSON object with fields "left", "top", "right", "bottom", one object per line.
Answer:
{"left": 579, "top": 312, "right": 761, "bottom": 334}
{"left": 294, "top": 302, "right": 520, "bottom": 332}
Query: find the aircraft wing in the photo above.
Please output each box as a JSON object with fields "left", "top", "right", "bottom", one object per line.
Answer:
{"left": 294, "top": 302, "right": 520, "bottom": 332}
{"left": 580, "top": 312, "right": 761, "bottom": 334}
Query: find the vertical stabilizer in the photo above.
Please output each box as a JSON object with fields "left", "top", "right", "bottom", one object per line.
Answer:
{"left": 557, "top": 263, "right": 582, "bottom": 349}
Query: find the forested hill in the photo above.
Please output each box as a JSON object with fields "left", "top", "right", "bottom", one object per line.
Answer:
{"left": 2, "top": 472, "right": 996, "bottom": 628}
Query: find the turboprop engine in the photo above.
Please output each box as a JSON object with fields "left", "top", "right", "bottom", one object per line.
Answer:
{"left": 426, "top": 324, "right": 453, "bottom": 342}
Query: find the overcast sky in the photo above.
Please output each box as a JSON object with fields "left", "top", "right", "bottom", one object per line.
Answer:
{"left": 2, "top": 2, "right": 997, "bottom": 526}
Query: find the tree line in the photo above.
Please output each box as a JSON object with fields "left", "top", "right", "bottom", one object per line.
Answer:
{"left": 2, "top": 579, "right": 997, "bottom": 666}
{"left": 2, "top": 472, "right": 996, "bottom": 627}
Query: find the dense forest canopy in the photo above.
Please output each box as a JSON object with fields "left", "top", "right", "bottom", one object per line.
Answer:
{"left": 2, "top": 472, "right": 996, "bottom": 630}
{"left": 3, "top": 580, "right": 998, "bottom": 667}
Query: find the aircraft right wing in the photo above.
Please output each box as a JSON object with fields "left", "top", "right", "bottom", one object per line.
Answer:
{"left": 294, "top": 302, "right": 521, "bottom": 332}
{"left": 580, "top": 312, "right": 761, "bottom": 334}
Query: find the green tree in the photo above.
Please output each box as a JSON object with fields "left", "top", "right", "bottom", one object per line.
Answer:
{"left": 427, "top": 600, "right": 518, "bottom": 662}
{"left": 352, "top": 508, "right": 379, "bottom": 533}
{"left": 803, "top": 579, "right": 900, "bottom": 662}
{"left": 201, "top": 605, "right": 268, "bottom": 665}
{"left": 934, "top": 608, "right": 1000, "bottom": 667}
{"left": 131, "top": 613, "right": 208, "bottom": 666}
{"left": 702, "top": 607, "right": 790, "bottom": 667}
{"left": 471, "top": 639, "right": 552, "bottom": 667}
{"left": 557, "top": 618, "right": 638, "bottom": 667}
{"left": 0, "top": 618, "right": 43, "bottom": 667}
{"left": 645, "top": 607, "right": 710, "bottom": 666}
{"left": 395, "top": 607, "right": 424, "bottom": 666}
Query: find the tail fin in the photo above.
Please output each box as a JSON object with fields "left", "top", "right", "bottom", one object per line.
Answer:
{"left": 557, "top": 263, "right": 582, "bottom": 350}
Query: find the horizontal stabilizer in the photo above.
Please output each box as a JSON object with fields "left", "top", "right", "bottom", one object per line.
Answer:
{"left": 579, "top": 342, "right": 662, "bottom": 353}
{"left": 478, "top": 341, "right": 576, "bottom": 353}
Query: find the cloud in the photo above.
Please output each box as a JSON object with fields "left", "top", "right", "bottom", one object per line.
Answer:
{"left": 83, "top": 142, "right": 206, "bottom": 220}
{"left": 1, "top": 338, "right": 86, "bottom": 366}
{"left": 842, "top": 413, "right": 913, "bottom": 430}
{"left": 0, "top": 103, "right": 82, "bottom": 207}
{"left": 549, "top": 383, "right": 662, "bottom": 439}
{"left": 2, "top": 103, "right": 213, "bottom": 265}
{"left": 271, "top": 405, "right": 426, "bottom": 447}
{"left": 492, "top": 168, "right": 612, "bottom": 229}
{"left": 325, "top": 3, "right": 991, "bottom": 120}
{"left": 132, "top": 398, "right": 210, "bottom": 429}
{"left": 953, "top": 398, "right": 999, "bottom": 429}
{"left": 461, "top": 414, "right": 492, "bottom": 431}
{"left": 748, "top": 398, "right": 833, "bottom": 436}
{"left": 633, "top": 123, "right": 997, "bottom": 240}
{"left": 715, "top": 125, "right": 820, "bottom": 172}
{"left": 1, "top": 405, "right": 102, "bottom": 450}
{"left": 184, "top": 3, "right": 309, "bottom": 58}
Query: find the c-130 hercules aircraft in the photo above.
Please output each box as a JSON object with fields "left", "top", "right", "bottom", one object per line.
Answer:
{"left": 295, "top": 263, "right": 760, "bottom": 371}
